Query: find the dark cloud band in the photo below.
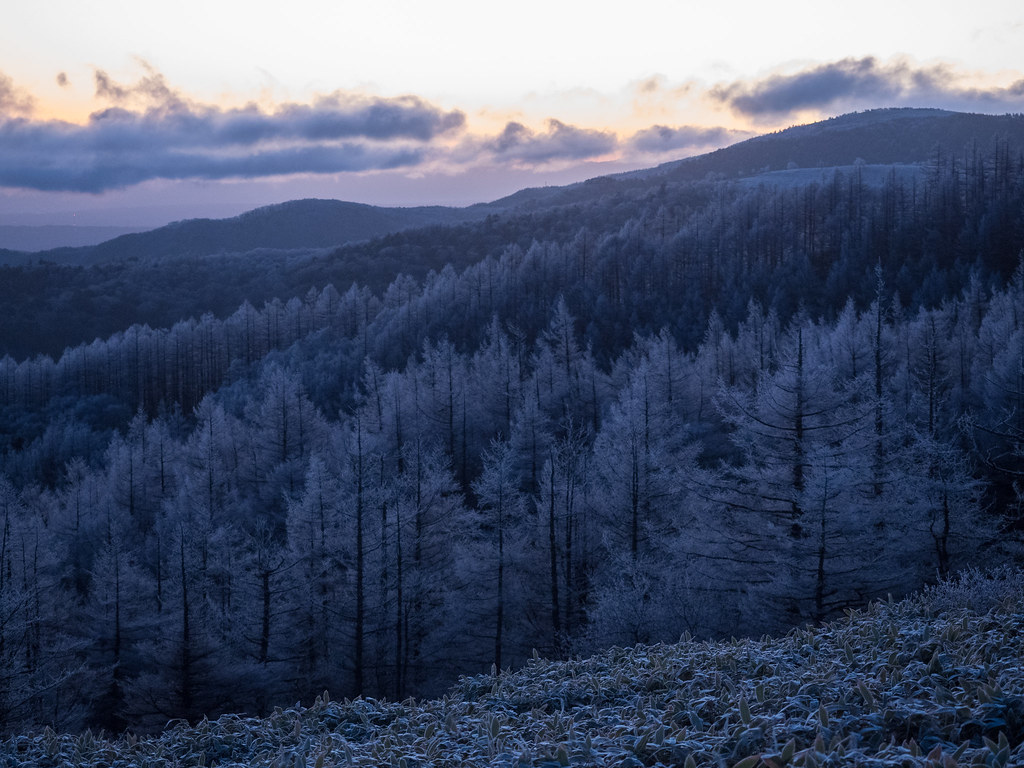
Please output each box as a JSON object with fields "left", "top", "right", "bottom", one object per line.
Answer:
{"left": 0, "top": 69, "right": 467, "bottom": 192}
{"left": 0, "top": 67, "right": 762, "bottom": 193}
{"left": 483, "top": 120, "right": 617, "bottom": 163}
{"left": 712, "top": 57, "right": 1024, "bottom": 118}
{"left": 628, "top": 124, "right": 752, "bottom": 153}
{"left": 0, "top": 126, "right": 426, "bottom": 192}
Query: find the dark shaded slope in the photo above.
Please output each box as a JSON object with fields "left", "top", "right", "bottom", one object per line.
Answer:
{"left": 0, "top": 225, "right": 145, "bottom": 252}
{"left": 21, "top": 199, "right": 485, "bottom": 265}
{"left": 473, "top": 110, "right": 998, "bottom": 212}
{"left": 659, "top": 108, "right": 1024, "bottom": 180}
{"left": 491, "top": 109, "right": 1024, "bottom": 213}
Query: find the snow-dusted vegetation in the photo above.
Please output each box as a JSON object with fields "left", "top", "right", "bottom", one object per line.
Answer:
{"left": 2, "top": 110, "right": 1024, "bottom": 735}
{"left": 2, "top": 570, "right": 1021, "bottom": 767}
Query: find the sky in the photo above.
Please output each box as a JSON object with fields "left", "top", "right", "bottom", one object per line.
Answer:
{"left": 1, "top": 0, "right": 1023, "bottom": 227}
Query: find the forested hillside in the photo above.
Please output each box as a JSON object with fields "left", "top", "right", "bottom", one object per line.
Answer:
{"left": 5, "top": 108, "right": 1024, "bottom": 361}
{"left": 0, "top": 198, "right": 489, "bottom": 268}
{"left": 1, "top": 109, "right": 1023, "bottom": 733}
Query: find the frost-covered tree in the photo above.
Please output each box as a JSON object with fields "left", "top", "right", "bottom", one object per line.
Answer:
{"left": 715, "top": 317, "right": 878, "bottom": 628}
{"left": 283, "top": 450, "right": 353, "bottom": 696}
{"left": 470, "top": 438, "right": 526, "bottom": 670}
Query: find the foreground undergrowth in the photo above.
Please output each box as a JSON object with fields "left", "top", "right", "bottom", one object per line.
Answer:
{"left": 3, "top": 570, "right": 1022, "bottom": 768}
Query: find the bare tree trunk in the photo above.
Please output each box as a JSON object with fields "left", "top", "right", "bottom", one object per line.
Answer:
{"left": 547, "top": 459, "right": 561, "bottom": 650}
{"left": 354, "top": 416, "right": 365, "bottom": 695}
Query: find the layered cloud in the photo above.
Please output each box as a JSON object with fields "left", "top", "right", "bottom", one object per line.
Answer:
{"left": 0, "top": 68, "right": 472, "bottom": 192}
{"left": 480, "top": 120, "right": 618, "bottom": 164}
{"left": 87, "top": 66, "right": 467, "bottom": 145}
{"left": 628, "top": 124, "right": 749, "bottom": 154}
{"left": 712, "top": 57, "right": 1024, "bottom": 118}
{"left": 0, "top": 68, "right": 749, "bottom": 193}
{"left": 3, "top": 58, "right": 1024, "bottom": 195}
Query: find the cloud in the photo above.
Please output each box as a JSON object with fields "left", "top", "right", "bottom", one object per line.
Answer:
{"left": 0, "top": 71, "right": 34, "bottom": 117}
{"left": 466, "top": 118, "right": 739, "bottom": 168}
{"left": 637, "top": 77, "right": 662, "bottom": 95}
{"left": 907, "top": 67, "right": 1024, "bottom": 109}
{"left": 628, "top": 124, "right": 752, "bottom": 154}
{"left": 56, "top": 72, "right": 70, "bottom": 88}
{"left": 0, "top": 69, "right": 467, "bottom": 192}
{"left": 89, "top": 67, "right": 466, "bottom": 144}
{"left": 268, "top": 94, "right": 466, "bottom": 142}
{"left": 630, "top": 75, "right": 693, "bottom": 100}
{"left": 95, "top": 65, "right": 185, "bottom": 108}
{"left": 481, "top": 119, "right": 617, "bottom": 164}
{"left": 0, "top": 67, "right": 748, "bottom": 194}
{"left": 0, "top": 131, "right": 425, "bottom": 192}
{"left": 711, "top": 57, "right": 1024, "bottom": 119}
{"left": 711, "top": 57, "right": 902, "bottom": 117}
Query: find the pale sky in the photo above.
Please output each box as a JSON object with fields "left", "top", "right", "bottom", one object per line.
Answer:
{"left": 1, "top": 0, "right": 1023, "bottom": 225}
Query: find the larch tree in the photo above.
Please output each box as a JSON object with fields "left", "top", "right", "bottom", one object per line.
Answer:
{"left": 715, "top": 315, "right": 877, "bottom": 629}
{"left": 471, "top": 438, "right": 526, "bottom": 671}
{"left": 283, "top": 449, "right": 353, "bottom": 697}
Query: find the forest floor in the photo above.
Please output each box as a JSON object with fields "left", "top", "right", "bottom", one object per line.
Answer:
{"left": 3, "top": 570, "right": 1022, "bottom": 768}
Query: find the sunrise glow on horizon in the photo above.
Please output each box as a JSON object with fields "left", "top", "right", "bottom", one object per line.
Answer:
{"left": 2, "top": 0, "right": 1023, "bottom": 225}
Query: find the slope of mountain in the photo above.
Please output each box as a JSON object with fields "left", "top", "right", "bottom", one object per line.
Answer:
{"left": 3, "top": 572, "right": 1020, "bottom": 765}
{"left": 734, "top": 162, "right": 925, "bottom": 190}
{"left": 0, "top": 225, "right": 147, "bottom": 252}
{"left": 657, "top": 108, "right": 1024, "bottom": 180}
{"left": 487, "top": 109, "right": 1024, "bottom": 211}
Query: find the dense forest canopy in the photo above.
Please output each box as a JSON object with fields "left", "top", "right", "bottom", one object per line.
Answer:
{"left": 1, "top": 108, "right": 1023, "bottom": 734}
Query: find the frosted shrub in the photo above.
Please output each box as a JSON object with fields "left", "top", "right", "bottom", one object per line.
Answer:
{"left": 920, "top": 566, "right": 1024, "bottom": 614}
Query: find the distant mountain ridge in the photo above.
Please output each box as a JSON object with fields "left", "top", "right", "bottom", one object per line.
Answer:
{"left": 6, "top": 199, "right": 487, "bottom": 265}
{"left": 454, "top": 108, "right": 1024, "bottom": 211}
{"left": 8, "top": 108, "right": 1024, "bottom": 265}
{"left": 0, "top": 224, "right": 146, "bottom": 252}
